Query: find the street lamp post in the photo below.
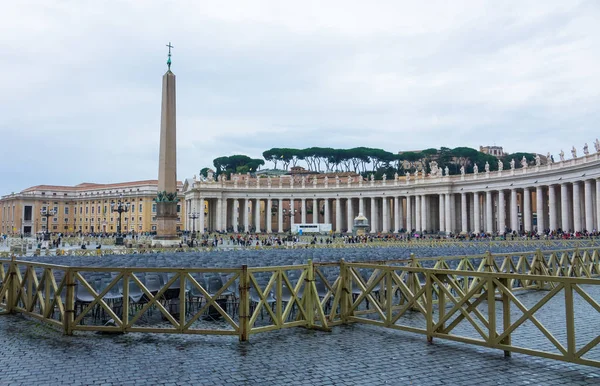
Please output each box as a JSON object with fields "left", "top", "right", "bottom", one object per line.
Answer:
{"left": 40, "top": 208, "right": 56, "bottom": 243}
{"left": 189, "top": 211, "right": 200, "bottom": 246}
{"left": 283, "top": 208, "right": 297, "bottom": 241}
{"left": 111, "top": 195, "right": 130, "bottom": 246}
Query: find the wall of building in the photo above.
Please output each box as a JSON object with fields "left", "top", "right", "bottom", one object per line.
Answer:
{"left": 0, "top": 180, "right": 186, "bottom": 236}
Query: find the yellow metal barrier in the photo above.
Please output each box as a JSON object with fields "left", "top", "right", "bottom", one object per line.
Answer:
{"left": 337, "top": 261, "right": 600, "bottom": 367}
{"left": 2, "top": 246, "right": 600, "bottom": 368}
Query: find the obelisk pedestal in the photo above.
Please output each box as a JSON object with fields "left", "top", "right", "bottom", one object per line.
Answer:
{"left": 152, "top": 54, "right": 181, "bottom": 247}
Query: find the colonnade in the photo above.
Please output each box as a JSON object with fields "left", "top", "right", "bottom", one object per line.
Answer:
{"left": 185, "top": 177, "right": 600, "bottom": 235}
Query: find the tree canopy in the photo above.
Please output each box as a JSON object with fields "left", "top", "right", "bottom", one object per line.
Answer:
{"left": 203, "top": 147, "right": 537, "bottom": 179}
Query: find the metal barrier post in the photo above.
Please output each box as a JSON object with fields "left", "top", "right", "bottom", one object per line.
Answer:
{"left": 409, "top": 253, "right": 420, "bottom": 311}
{"left": 239, "top": 265, "right": 250, "bottom": 342}
{"left": 340, "top": 259, "right": 350, "bottom": 324}
{"left": 305, "top": 259, "right": 315, "bottom": 329}
{"left": 484, "top": 251, "right": 495, "bottom": 272}
{"left": 426, "top": 271, "right": 433, "bottom": 343}
{"left": 7, "top": 255, "right": 17, "bottom": 314}
{"left": 500, "top": 277, "right": 511, "bottom": 357}
{"left": 64, "top": 269, "right": 75, "bottom": 336}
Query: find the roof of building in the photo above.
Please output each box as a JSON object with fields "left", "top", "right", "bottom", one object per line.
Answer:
{"left": 21, "top": 180, "right": 183, "bottom": 193}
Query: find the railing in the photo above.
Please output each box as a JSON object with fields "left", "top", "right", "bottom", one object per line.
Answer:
{"left": 2, "top": 246, "right": 600, "bottom": 368}
{"left": 335, "top": 262, "right": 600, "bottom": 367}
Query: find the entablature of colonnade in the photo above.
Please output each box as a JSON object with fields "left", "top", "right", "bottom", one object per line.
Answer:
{"left": 184, "top": 156, "right": 600, "bottom": 199}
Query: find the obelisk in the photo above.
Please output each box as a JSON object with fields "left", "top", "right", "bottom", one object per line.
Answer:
{"left": 152, "top": 42, "right": 180, "bottom": 246}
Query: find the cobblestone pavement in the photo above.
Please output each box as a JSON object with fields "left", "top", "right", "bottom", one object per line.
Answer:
{"left": 1, "top": 314, "right": 600, "bottom": 386}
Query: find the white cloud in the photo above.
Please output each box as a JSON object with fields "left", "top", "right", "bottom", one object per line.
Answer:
{"left": 0, "top": 0, "right": 598, "bottom": 192}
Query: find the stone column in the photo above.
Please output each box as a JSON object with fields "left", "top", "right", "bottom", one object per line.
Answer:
{"left": 223, "top": 199, "right": 229, "bottom": 232}
{"left": 438, "top": 194, "right": 445, "bottom": 234}
{"left": 461, "top": 193, "right": 468, "bottom": 233}
{"left": 486, "top": 191, "right": 493, "bottom": 233}
{"left": 548, "top": 185, "right": 557, "bottom": 231}
{"left": 524, "top": 188, "right": 532, "bottom": 232}
{"left": 450, "top": 194, "right": 457, "bottom": 233}
{"left": 585, "top": 180, "right": 594, "bottom": 232}
{"left": 469, "top": 196, "right": 475, "bottom": 233}
{"left": 347, "top": 198, "right": 354, "bottom": 232}
{"left": 254, "top": 198, "right": 261, "bottom": 232}
{"left": 266, "top": 198, "right": 272, "bottom": 233}
{"left": 596, "top": 179, "right": 600, "bottom": 231}
{"left": 420, "top": 195, "right": 427, "bottom": 232}
{"left": 510, "top": 189, "right": 518, "bottom": 232}
{"left": 324, "top": 198, "right": 331, "bottom": 225}
{"left": 199, "top": 197, "right": 205, "bottom": 234}
{"left": 560, "top": 184, "right": 569, "bottom": 232}
{"left": 497, "top": 191, "right": 505, "bottom": 233}
{"left": 536, "top": 186, "right": 545, "bottom": 234}
{"left": 398, "top": 197, "right": 404, "bottom": 232}
{"left": 216, "top": 198, "right": 223, "bottom": 231}
{"left": 394, "top": 196, "right": 401, "bottom": 233}
{"left": 414, "top": 195, "right": 421, "bottom": 232}
{"left": 277, "top": 198, "right": 283, "bottom": 233}
{"left": 232, "top": 199, "right": 239, "bottom": 233}
{"left": 370, "top": 197, "right": 377, "bottom": 233}
{"left": 243, "top": 198, "right": 249, "bottom": 233}
{"left": 382, "top": 197, "right": 389, "bottom": 233}
{"left": 313, "top": 199, "right": 318, "bottom": 224}
{"left": 406, "top": 196, "right": 413, "bottom": 233}
{"left": 359, "top": 197, "right": 365, "bottom": 215}
{"left": 573, "top": 182, "right": 581, "bottom": 232}
{"left": 335, "top": 198, "right": 342, "bottom": 233}
{"left": 301, "top": 198, "right": 307, "bottom": 224}
{"left": 473, "top": 192, "right": 481, "bottom": 234}
{"left": 444, "top": 194, "right": 452, "bottom": 234}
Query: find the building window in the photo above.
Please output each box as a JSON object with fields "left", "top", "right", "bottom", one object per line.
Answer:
{"left": 53, "top": 217, "right": 57, "bottom": 222}
{"left": 152, "top": 217, "right": 156, "bottom": 221}
{"left": 65, "top": 218, "right": 69, "bottom": 223}
{"left": 24, "top": 206, "right": 33, "bottom": 221}
{"left": 64, "top": 207, "right": 69, "bottom": 215}
{"left": 139, "top": 217, "right": 142, "bottom": 222}
{"left": 152, "top": 204, "right": 156, "bottom": 213}
{"left": 139, "top": 204, "right": 143, "bottom": 212}
{"left": 85, "top": 207, "right": 88, "bottom": 214}
{"left": 151, "top": 225, "right": 157, "bottom": 231}
{"left": 177, "top": 205, "right": 181, "bottom": 213}
{"left": 91, "top": 207, "right": 94, "bottom": 214}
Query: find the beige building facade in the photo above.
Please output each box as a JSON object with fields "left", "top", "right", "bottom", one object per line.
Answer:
{"left": 0, "top": 180, "right": 185, "bottom": 236}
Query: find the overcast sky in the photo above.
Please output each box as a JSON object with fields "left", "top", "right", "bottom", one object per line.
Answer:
{"left": 1, "top": 0, "right": 599, "bottom": 194}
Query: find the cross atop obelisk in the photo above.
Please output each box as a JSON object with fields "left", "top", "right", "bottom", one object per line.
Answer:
{"left": 152, "top": 42, "right": 179, "bottom": 246}
{"left": 166, "top": 42, "right": 173, "bottom": 71}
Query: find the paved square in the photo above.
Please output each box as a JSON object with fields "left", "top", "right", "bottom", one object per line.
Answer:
{"left": 1, "top": 314, "right": 599, "bottom": 385}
